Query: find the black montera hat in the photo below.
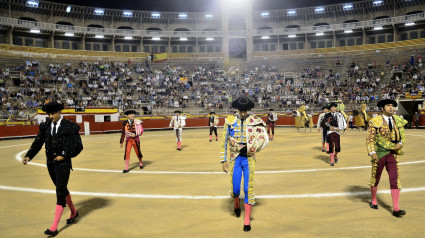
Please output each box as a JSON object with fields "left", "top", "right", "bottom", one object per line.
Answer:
{"left": 269, "top": 108, "right": 274, "bottom": 111}
{"left": 124, "top": 110, "right": 137, "bottom": 115}
{"left": 329, "top": 102, "right": 338, "bottom": 108}
{"left": 210, "top": 112, "right": 215, "bottom": 115}
{"left": 42, "top": 101, "right": 64, "bottom": 113}
{"left": 231, "top": 97, "right": 255, "bottom": 111}
{"left": 322, "top": 105, "right": 329, "bottom": 110}
{"left": 174, "top": 110, "right": 182, "bottom": 113}
{"left": 377, "top": 99, "right": 397, "bottom": 108}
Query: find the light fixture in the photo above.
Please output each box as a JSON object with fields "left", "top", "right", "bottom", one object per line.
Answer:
{"left": 94, "top": 9, "right": 104, "bottom": 15}
{"left": 288, "top": 34, "right": 296, "bottom": 38}
{"left": 64, "top": 32, "right": 74, "bottom": 36}
{"left": 261, "top": 11, "right": 270, "bottom": 17}
{"left": 95, "top": 34, "right": 104, "bottom": 38}
{"left": 26, "top": 0, "right": 39, "bottom": 8}
{"left": 123, "top": 11, "right": 133, "bottom": 17}
{"left": 151, "top": 12, "right": 161, "bottom": 18}
{"left": 152, "top": 37, "right": 161, "bottom": 41}
{"left": 343, "top": 3, "right": 353, "bottom": 10}
{"left": 405, "top": 22, "right": 415, "bottom": 26}
{"left": 30, "top": 29, "right": 40, "bottom": 33}
{"left": 205, "top": 14, "right": 213, "bottom": 18}
{"left": 66, "top": 5, "right": 71, "bottom": 13}
{"left": 373, "top": 0, "right": 383, "bottom": 6}
{"left": 178, "top": 13, "right": 188, "bottom": 19}
{"left": 374, "top": 26, "right": 383, "bottom": 30}
{"left": 124, "top": 36, "right": 133, "bottom": 40}
{"left": 315, "top": 7, "right": 325, "bottom": 14}
{"left": 261, "top": 36, "right": 270, "bottom": 39}
{"left": 180, "top": 37, "right": 188, "bottom": 41}
{"left": 344, "top": 29, "right": 353, "bottom": 33}
{"left": 287, "top": 10, "right": 296, "bottom": 15}
{"left": 206, "top": 37, "right": 214, "bottom": 41}
{"left": 316, "top": 32, "right": 324, "bottom": 36}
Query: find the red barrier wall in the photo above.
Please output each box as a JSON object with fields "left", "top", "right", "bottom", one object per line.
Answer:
{"left": 1, "top": 114, "right": 421, "bottom": 139}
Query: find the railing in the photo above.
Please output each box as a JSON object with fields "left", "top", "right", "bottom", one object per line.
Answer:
{"left": 1, "top": 12, "right": 425, "bottom": 39}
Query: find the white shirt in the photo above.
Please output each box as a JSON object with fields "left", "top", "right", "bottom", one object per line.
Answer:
{"left": 51, "top": 117, "right": 63, "bottom": 135}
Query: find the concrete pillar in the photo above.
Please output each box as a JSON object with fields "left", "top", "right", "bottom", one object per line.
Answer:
{"left": 393, "top": 25, "right": 397, "bottom": 42}
{"left": 277, "top": 36, "right": 280, "bottom": 51}
{"left": 245, "top": 0, "right": 253, "bottom": 62}
{"left": 195, "top": 37, "right": 198, "bottom": 53}
{"left": 49, "top": 33, "right": 54, "bottom": 48}
{"left": 81, "top": 35, "right": 86, "bottom": 50}
{"left": 7, "top": 28, "right": 13, "bottom": 45}
{"left": 333, "top": 32, "right": 336, "bottom": 48}
{"left": 221, "top": 3, "right": 230, "bottom": 64}
{"left": 140, "top": 38, "right": 144, "bottom": 52}
{"left": 168, "top": 38, "right": 172, "bottom": 53}
{"left": 305, "top": 34, "right": 308, "bottom": 49}
{"left": 112, "top": 35, "right": 115, "bottom": 52}
{"left": 362, "top": 28, "right": 367, "bottom": 45}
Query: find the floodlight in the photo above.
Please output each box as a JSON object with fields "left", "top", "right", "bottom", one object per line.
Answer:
{"left": 343, "top": 3, "right": 353, "bottom": 10}
{"left": 94, "top": 9, "right": 104, "bottom": 15}
{"left": 123, "top": 11, "right": 133, "bottom": 17}
{"left": 287, "top": 10, "right": 296, "bottom": 15}
{"left": 26, "top": 0, "right": 39, "bottom": 8}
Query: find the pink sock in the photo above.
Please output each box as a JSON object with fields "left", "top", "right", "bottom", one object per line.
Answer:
{"left": 216, "top": 136, "right": 218, "bottom": 141}
{"left": 244, "top": 203, "right": 251, "bottom": 225}
{"left": 326, "top": 143, "right": 329, "bottom": 151}
{"left": 391, "top": 189, "right": 400, "bottom": 211}
{"left": 330, "top": 153, "right": 334, "bottom": 164}
{"left": 125, "top": 160, "right": 129, "bottom": 170}
{"left": 209, "top": 135, "right": 212, "bottom": 140}
{"left": 139, "top": 159, "right": 143, "bottom": 167}
{"left": 177, "top": 141, "right": 181, "bottom": 149}
{"left": 49, "top": 205, "right": 64, "bottom": 231}
{"left": 370, "top": 186, "right": 378, "bottom": 205}
{"left": 335, "top": 152, "right": 338, "bottom": 159}
{"left": 234, "top": 197, "right": 240, "bottom": 209}
{"left": 322, "top": 143, "right": 325, "bottom": 150}
{"left": 66, "top": 194, "right": 77, "bottom": 219}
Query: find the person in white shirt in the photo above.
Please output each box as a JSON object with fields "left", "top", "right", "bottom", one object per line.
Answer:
{"left": 169, "top": 110, "right": 185, "bottom": 151}
{"left": 320, "top": 103, "right": 347, "bottom": 166}
{"left": 266, "top": 108, "right": 278, "bottom": 140}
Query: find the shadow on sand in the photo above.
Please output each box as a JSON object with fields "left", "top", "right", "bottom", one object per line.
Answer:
{"left": 58, "top": 197, "right": 112, "bottom": 234}
{"left": 345, "top": 185, "right": 392, "bottom": 214}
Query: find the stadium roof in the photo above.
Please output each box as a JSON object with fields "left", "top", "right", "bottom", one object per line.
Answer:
{"left": 45, "top": 0, "right": 365, "bottom": 12}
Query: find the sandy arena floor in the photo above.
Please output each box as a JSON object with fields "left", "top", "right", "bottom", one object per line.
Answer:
{"left": 1, "top": 127, "right": 424, "bottom": 237}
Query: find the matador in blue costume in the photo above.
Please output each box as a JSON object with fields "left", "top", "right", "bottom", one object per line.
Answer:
{"left": 220, "top": 96, "right": 269, "bottom": 232}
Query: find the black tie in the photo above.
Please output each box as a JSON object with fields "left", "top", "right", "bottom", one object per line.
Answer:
{"left": 388, "top": 117, "right": 393, "bottom": 131}
{"left": 52, "top": 122, "right": 57, "bottom": 136}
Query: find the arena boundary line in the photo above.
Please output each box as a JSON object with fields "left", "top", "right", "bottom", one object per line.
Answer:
{"left": 0, "top": 185, "right": 424, "bottom": 200}
{"left": 14, "top": 150, "right": 425, "bottom": 175}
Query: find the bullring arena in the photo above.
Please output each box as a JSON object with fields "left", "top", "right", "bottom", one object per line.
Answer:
{"left": 1, "top": 127, "right": 425, "bottom": 237}
{"left": 1, "top": 0, "right": 425, "bottom": 237}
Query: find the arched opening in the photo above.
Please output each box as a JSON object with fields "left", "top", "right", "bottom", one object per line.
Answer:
{"left": 117, "top": 26, "right": 133, "bottom": 30}
{"left": 87, "top": 24, "right": 104, "bottom": 28}
{"left": 19, "top": 17, "right": 37, "bottom": 22}
{"left": 406, "top": 11, "right": 423, "bottom": 15}
{"left": 343, "top": 20, "right": 360, "bottom": 24}
{"left": 285, "top": 25, "right": 301, "bottom": 28}
{"left": 56, "top": 21, "right": 73, "bottom": 26}
{"left": 314, "top": 23, "right": 330, "bottom": 26}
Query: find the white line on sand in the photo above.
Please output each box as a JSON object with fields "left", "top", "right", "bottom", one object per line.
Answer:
{"left": 0, "top": 184, "right": 424, "bottom": 199}
{"left": 14, "top": 150, "right": 425, "bottom": 175}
